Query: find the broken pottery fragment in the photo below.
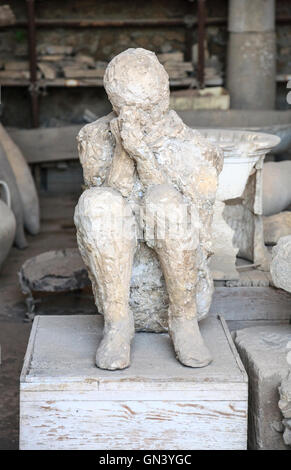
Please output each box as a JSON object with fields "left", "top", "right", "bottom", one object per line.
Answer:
{"left": 0, "top": 180, "right": 16, "bottom": 270}
{"left": 74, "top": 48, "right": 223, "bottom": 370}
{"left": 0, "top": 124, "right": 40, "bottom": 235}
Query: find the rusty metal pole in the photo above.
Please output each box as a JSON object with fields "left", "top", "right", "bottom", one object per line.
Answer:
{"left": 184, "top": 1, "right": 195, "bottom": 62}
{"left": 197, "top": 0, "right": 206, "bottom": 88}
{"left": 26, "top": 0, "right": 39, "bottom": 127}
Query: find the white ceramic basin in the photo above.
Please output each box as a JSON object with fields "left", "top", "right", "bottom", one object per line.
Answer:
{"left": 179, "top": 110, "right": 291, "bottom": 154}
{"left": 198, "top": 129, "right": 281, "bottom": 201}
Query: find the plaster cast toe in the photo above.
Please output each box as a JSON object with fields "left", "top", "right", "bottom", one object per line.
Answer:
{"left": 96, "top": 321, "right": 134, "bottom": 370}
{"left": 168, "top": 315, "right": 212, "bottom": 368}
{"left": 96, "top": 336, "right": 131, "bottom": 370}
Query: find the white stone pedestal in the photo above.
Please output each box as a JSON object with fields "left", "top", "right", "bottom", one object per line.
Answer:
{"left": 20, "top": 315, "right": 248, "bottom": 450}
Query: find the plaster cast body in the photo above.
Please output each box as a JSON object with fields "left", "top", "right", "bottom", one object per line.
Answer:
{"left": 74, "top": 48, "right": 223, "bottom": 370}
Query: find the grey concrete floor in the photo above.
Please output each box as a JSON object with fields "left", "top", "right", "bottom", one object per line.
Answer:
{"left": 0, "top": 193, "right": 94, "bottom": 449}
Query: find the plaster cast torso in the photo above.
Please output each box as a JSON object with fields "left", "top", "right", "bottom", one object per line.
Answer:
{"left": 78, "top": 109, "right": 221, "bottom": 252}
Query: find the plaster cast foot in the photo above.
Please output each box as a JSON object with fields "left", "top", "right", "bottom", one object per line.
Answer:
{"left": 168, "top": 314, "right": 212, "bottom": 368}
{"left": 96, "top": 316, "right": 135, "bottom": 370}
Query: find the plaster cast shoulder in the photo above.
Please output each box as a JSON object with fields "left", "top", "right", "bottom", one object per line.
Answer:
{"left": 167, "top": 109, "right": 223, "bottom": 175}
{"left": 77, "top": 112, "right": 115, "bottom": 187}
{"left": 145, "top": 111, "right": 222, "bottom": 207}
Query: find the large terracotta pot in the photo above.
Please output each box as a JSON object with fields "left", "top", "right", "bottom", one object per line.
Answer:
{"left": 0, "top": 124, "right": 40, "bottom": 235}
{"left": 0, "top": 141, "right": 27, "bottom": 248}
{"left": 0, "top": 180, "right": 16, "bottom": 270}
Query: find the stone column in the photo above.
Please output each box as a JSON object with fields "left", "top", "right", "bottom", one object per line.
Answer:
{"left": 227, "top": 0, "right": 276, "bottom": 110}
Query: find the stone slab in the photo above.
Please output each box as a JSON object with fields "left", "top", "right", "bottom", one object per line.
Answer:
{"left": 279, "top": 371, "right": 291, "bottom": 446}
{"left": 270, "top": 235, "right": 291, "bottom": 293}
{"left": 235, "top": 325, "right": 291, "bottom": 449}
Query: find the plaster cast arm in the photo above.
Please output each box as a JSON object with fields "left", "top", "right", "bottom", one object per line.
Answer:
{"left": 116, "top": 110, "right": 167, "bottom": 188}
{"left": 107, "top": 119, "right": 135, "bottom": 197}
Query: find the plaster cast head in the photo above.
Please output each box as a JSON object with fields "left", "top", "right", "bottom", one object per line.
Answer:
{"left": 104, "top": 48, "right": 170, "bottom": 117}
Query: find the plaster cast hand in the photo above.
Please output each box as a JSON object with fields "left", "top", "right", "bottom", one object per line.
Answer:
{"left": 107, "top": 118, "right": 135, "bottom": 197}
{"left": 109, "top": 117, "right": 122, "bottom": 147}
{"left": 118, "top": 108, "right": 166, "bottom": 187}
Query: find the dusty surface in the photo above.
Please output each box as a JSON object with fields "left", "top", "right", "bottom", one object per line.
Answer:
{"left": 24, "top": 315, "right": 245, "bottom": 382}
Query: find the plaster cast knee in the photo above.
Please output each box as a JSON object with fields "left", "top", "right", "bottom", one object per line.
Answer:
{"left": 74, "top": 186, "right": 135, "bottom": 243}
{"left": 74, "top": 187, "right": 136, "bottom": 371}
{"left": 74, "top": 185, "right": 136, "bottom": 320}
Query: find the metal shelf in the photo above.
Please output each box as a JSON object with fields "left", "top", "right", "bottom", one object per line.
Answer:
{"left": 4, "top": 0, "right": 207, "bottom": 127}
{"left": 0, "top": 77, "right": 196, "bottom": 88}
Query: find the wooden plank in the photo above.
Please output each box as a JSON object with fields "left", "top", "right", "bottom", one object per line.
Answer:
{"left": 0, "top": 70, "right": 30, "bottom": 79}
{"left": 4, "top": 61, "right": 29, "bottom": 71}
{"left": 20, "top": 316, "right": 39, "bottom": 383}
{"left": 20, "top": 384, "right": 248, "bottom": 402}
{"left": 218, "top": 315, "right": 248, "bottom": 382}
{"left": 20, "top": 315, "right": 247, "bottom": 450}
{"left": 39, "top": 55, "right": 64, "bottom": 62}
{"left": 210, "top": 286, "right": 291, "bottom": 321}
{"left": 157, "top": 52, "right": 184, "bottom": 63}
{"left": 63, "top": 66, "right": 105, "bottom": 79}
{"left": 20, "top": 399, "right": 247, "bottom": 450}
{"left": 7, "top": 126, "right": 81, "bottom": 164}
{"left": 43, "top": 78, "right": 104, "bottom": 87}
{"left": 38, "top": 62, "right": 56, "bottom": 80}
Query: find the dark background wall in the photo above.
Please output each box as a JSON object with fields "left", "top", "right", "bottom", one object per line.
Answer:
{"left": 0, "top": 0, "right": 290, "bottom": 127}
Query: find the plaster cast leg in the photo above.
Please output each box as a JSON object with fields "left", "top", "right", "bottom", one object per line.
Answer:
{"left": 74, "top": 187, "right": 136, "bottom": 370}
{"left": 144, "top": 184, "right": 212, "bottom": 368}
